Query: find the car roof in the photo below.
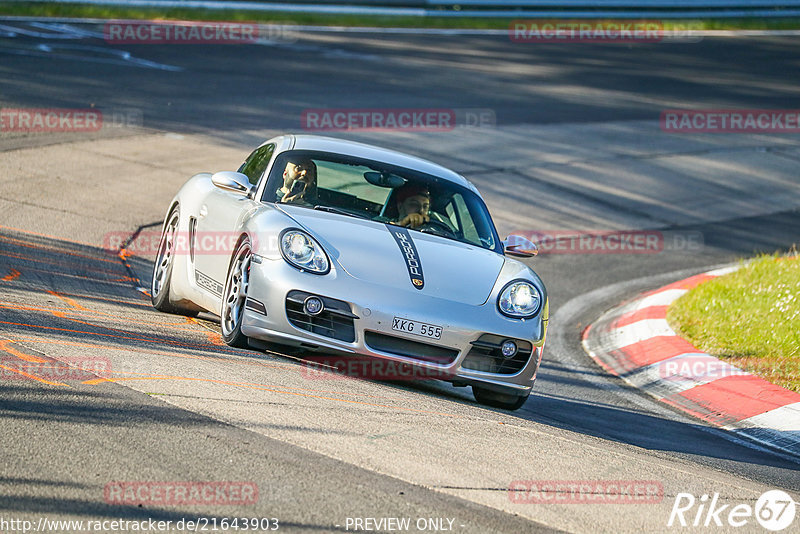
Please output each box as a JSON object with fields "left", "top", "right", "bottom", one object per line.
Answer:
{"left": 283, "top": 134, "right": 476, "bottom": 192}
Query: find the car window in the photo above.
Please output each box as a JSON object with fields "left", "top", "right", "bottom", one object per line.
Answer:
{"left": 314, "top": 160, "right": 392, "bottom": 206}
{"left": 451, "top": 194, "right": 481, "bottom": 245}
{"left": 238, "top": 143, "right": 275, "bottom": 186}
{"left": 263, "top": 150, "right": 500, "bottom": 253}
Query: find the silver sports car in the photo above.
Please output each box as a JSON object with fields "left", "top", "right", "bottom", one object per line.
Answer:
{"left": 151, "top": 135, "right": 547, "bottom": 410}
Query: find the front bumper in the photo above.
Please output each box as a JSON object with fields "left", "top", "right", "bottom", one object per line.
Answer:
{"left": 241, "top": 257, "right": 547, "bottom": 394}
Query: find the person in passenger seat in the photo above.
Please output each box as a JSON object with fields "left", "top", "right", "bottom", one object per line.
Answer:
{"left": 277, "top": 157, "right": 317, "bottom": 204}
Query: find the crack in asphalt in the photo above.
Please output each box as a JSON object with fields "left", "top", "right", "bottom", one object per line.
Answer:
{"left": 115, "top": 220, "right": 162, "bottom": 291}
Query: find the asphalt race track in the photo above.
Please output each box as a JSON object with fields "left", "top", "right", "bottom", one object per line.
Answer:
{"left": 1, "top": 21, "right": 799, "bottom": 533}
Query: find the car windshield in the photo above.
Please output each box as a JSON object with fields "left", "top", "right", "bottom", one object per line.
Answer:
{"left": 262, "top": 150, "right": 501, "bottom": 252}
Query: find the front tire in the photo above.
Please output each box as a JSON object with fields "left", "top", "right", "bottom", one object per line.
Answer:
{"left": 151, "top": 206, "right": 197, "bottom": 316}
{"left": 221, "top": 237, "right": 252, "bottom": 348}
{"left": 473, "top": 386, "right": 530, "bottom": 411}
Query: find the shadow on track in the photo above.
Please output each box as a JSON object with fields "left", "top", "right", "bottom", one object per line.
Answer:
{"left": 1, "top": 221, "right": 797, "bottom": 495}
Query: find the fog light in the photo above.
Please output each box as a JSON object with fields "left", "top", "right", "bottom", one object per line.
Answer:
{"left": 303, "top": 296, "right": 324, "bottom": 316}
{"left": 500, "top": 340, "right": 518, "bottom": 358}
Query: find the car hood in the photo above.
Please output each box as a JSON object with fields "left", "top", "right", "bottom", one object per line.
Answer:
{"left": 279, "top": 206, "right": 505, "bottom": 306}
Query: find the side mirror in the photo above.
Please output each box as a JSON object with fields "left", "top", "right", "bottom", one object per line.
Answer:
{"left": 211, "top": 171, "right": 253, "bottom": 196}
{"left": 503, "top": 235, "right": 538, "bottom": 258}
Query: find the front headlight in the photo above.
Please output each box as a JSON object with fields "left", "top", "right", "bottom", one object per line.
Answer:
{"left": 279, "top": 229, "right": 330, "bottom": 274}
{"left": 497, "top": 280, "right": 542, "bottom": 318}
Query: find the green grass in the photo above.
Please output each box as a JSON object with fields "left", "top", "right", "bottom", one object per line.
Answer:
{"left": 667, "top": 254, "right": 800, "bottom": 392}
{"left": 2, "top": 2, "right": 800, "bottom": 30}
{"left": 1, "top": 3, "right": 501, "bottom": 28}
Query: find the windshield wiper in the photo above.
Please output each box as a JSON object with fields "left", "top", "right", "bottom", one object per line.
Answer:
{"left": 312, "top": 205, "right": 369, "bottom": 220}
{"left": 412, "top": 225, "right": 493, "bottom": 251}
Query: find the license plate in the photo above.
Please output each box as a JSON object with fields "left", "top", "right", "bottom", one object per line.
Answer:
{"left": 392, "top": 317, "right": 443, "bottom": 340}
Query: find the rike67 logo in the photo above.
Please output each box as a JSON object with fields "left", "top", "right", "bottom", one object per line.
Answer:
{"left": 668, "top": 490, "right": 796, "bottom": 531}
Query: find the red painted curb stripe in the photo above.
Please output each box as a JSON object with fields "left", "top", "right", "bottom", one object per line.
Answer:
{"left": 588, "top": 263, "right": 800, "bottom": 448}
{"left": 613, "top": 335, "right": 699, "bottom": 372}
{"left": 581, "top": 323, "right": 592, "bottom": 341}
{"left": 665, "top": 375, "right": 800, "bottom": 424}
{"left": 593, "top": 356, "right": 616, "bottom": 375}
{"left": 613, "top": 305, "right": 670, "bottom": 329}
{"left": 658, "top": 273, "right": 716, "bottom": 291}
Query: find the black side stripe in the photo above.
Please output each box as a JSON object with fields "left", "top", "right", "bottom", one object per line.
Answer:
{"left": 195, "top": 270, "right": 223, "bottom": 297}
{"left": 386, "top": 225, "right": 424, "bottom": 290}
